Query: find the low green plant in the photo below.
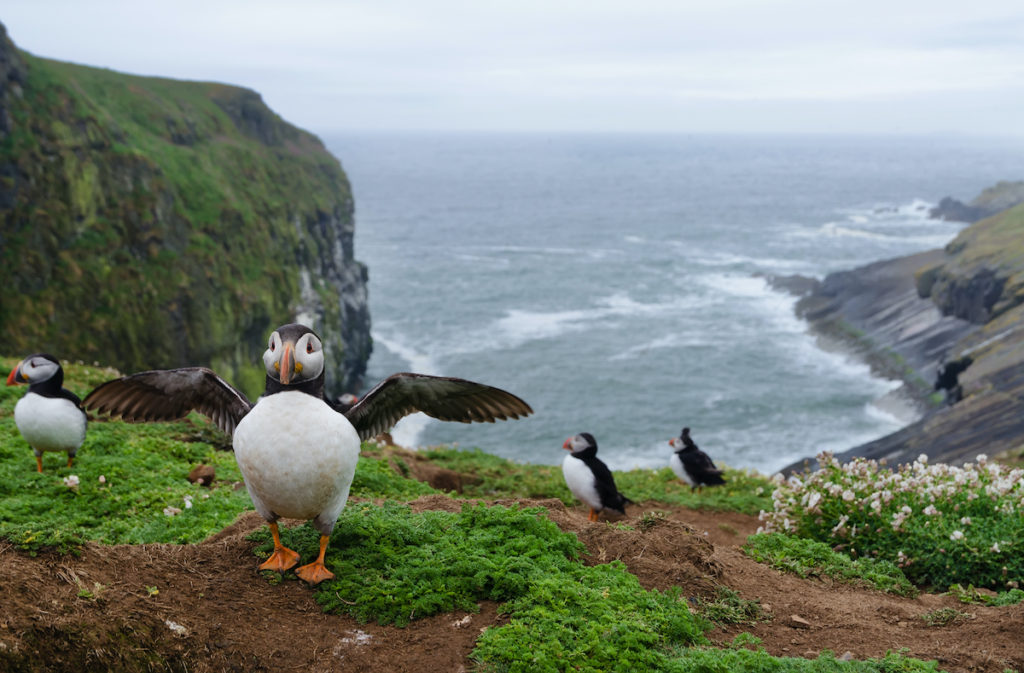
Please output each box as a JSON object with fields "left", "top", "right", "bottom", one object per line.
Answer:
{"left": 947, "top": 583, "right": 1024, "bottom": 606}
{"left": 668, "top": 647, "right": 943, "bottom": 672}
{"left": 252, "top": 502, "right": 711, "bottom": 672}
{"left": 695, "top": 586, "right": 769, "bottom": 626}
{"left": 920, "top": 607, "right": 972, "bottom": 627}
{"left": 0, "top": 414, "right": 251, "bottom": 552}
{"left": 761, "top": 452, "right": 1024, "bottom": 590}
{"left": 744, "top": 533, "right": 917, "bottom": 597}
{"left": 349, "top": 454, "right": 441, "bottom": 500}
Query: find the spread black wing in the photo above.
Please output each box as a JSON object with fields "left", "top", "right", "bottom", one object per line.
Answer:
{"left": 344, "top": 372, "right": 533, "bottom": 441}
{"left": 82, "top": 367, "right": 253, "bottom": 437}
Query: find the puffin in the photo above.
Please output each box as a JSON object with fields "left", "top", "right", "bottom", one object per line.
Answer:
{"left": 83, "top": 323, "right": 532, "bottom": 584}
{"left": 561, "top": 433, "right": 631, "bottom": 521}
{"left": 6, "top": 354, "right": 87, "bottom": 472}
{"left": 669, "top": 427, "right": 726, "bottom": 492}
{"left": 331, "top": 392, "right": 359, "bottom": 414}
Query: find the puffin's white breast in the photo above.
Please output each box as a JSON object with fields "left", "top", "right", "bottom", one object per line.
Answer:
{"left": 562, "top": 454, "right": 602, "bottom": 511}
{"left": 14, "top": 393, "right": 86, "bottom": 453}
{"left": 233, "top": 391, "right": 360, "bottom": 521}
{"left": 669, "top": 453, "right": 695, "bottom": 487}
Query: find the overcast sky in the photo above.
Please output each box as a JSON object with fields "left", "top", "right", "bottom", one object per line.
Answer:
{"left": 4, "top": 1, "right": 1024, "bottom": 135}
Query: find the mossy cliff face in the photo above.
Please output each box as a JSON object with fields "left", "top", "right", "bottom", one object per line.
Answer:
{"left": 0, "top": 23, "right": 370, "bottom": 398}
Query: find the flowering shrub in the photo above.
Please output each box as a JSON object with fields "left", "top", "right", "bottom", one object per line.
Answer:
{"left": 759, "top": 452, "right": 1024, "bottom": 590}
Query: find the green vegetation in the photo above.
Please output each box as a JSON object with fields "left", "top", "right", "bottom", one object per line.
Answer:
{"left": 252, "top": 502, "right": 711, "bottom": 672}
{"left": 670, "top": 647, "right": 944, "bottom": 672}
{"left": 762, "top": 453, "right": 1024, "bottom": 590}
{"left": 0, "top": 358, "right": 250, "bottom": 551}
{"left": 694, "top": 586, "right": 770, "bottom": 626}
{"left": 421, "top": 446, "right": 774, "bottom": 514}
{"left": 947, "top": 584, "right": 1024, "bottom": 607}
{"left": 919, "top": 607, "right": 972, "bottom": 628}
{"left": 0, "top": 40, "right": 368, "bottom": 399}
{"left": 744, "top": 533, "right": 917, "bottom": 597}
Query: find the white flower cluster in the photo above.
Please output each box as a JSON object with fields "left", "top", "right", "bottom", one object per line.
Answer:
{"left": 758, "top": 452, "right": 1024, "bottom": 549}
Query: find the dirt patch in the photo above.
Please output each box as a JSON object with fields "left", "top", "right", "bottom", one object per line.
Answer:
{"left": 1, "top": 499, "right": 1023, "bottom": 672}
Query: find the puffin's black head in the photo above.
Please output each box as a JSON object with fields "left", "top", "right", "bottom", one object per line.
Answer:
{"left": 563, "top": 432, "right": 597, "bottom": 455}
{"left": 669, "top": 427, "right": 692, "bottom": 452}
{"left": 6, "top": 353, "right": 62, "bottom": 388}
{"left": 263, "top": 323, "right": 325, "bottom": 387}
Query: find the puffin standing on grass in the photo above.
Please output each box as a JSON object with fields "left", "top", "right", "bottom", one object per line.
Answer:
{"left": 6, "top": 354, "right": 87, "bottom": 473}
{"left": 561, "top": 433, "right": 631, "bottom": 521}
{"left": 669, "top": 427, "right": 725, "bottom": 492}
{"left": 83, "top": 323, "right": 532, "bottom": 584}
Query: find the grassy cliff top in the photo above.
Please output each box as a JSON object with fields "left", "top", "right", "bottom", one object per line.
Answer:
{"left": 1, "top": 38, "right": 366, "bottom": 399}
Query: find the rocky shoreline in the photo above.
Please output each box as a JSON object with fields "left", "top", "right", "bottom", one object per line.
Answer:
{"left": 774, "top": 182, "right": 1024, "bottom": 474}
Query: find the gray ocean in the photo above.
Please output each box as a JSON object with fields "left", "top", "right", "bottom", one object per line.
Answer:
{"left": 324, "top": 133, "right": 1024, "bottom": 474}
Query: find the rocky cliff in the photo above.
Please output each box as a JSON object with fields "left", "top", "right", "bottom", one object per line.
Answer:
{"left": 929, "top": 180, "right": 1024, "bottom": 223}
{"left": 0, "top": 22, "right": 371, "bottom": 398}
{"left": 779, "top": 183, "right": 1024, "bottom": 472}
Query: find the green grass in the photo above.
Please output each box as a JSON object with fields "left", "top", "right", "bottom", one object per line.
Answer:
{"left": 420, "top": 446, "right": 774, "bottom": 515}
{"left": 669, "top": 647, "right": 943, "bottom": 672}
{"left": 744, "top": 533, "right": 917, "bottom": 597}
{"left": 252, "top": 501, "right": 712, "bottom": 672}
{"left": 695, "top": 586, "right": 770, "bottom": 626}
{"left": 0, "top": 357, "right": 442, "bottom": 552}
{"left": 919, "top": 607, "right": 972, "bottom": 628}
{"left": 947, "top": 584, "right": 1024, "bottom": 607}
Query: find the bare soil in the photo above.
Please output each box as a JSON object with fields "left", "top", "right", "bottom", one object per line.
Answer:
{"left": 1, "top": 496, "right": 1021, "bottom": 673}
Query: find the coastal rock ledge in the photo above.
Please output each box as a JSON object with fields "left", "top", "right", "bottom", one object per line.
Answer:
{"left": 776, "top": 182, "right": 1024, "bottom": 473}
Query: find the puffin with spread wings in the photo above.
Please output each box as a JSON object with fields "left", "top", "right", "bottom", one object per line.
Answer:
{"left": 83, "top": 323, "right": 532, "bottom": 584}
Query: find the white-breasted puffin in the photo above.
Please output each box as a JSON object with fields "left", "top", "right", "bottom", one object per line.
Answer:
{"left": 6, "top": 354, "right": 87, "bottom": 473}
{"left": 83, "top": 323, "right": 532, "bottom": 584}
{"left": 561, "top": 432, "right": 631, "bottom": 521}
{"left": 669, "top": 427, "right": 725, "bottom": 492}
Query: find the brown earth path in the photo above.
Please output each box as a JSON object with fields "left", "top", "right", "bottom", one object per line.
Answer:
{"left": 0, "top": 496, "right": 1021, "bottom": 672}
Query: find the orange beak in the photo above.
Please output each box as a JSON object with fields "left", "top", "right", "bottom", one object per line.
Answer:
{"left": 6, "top": 362, "right": 23, "bottom": 386}
{"left": 279, "top": 342, "right": 295, "bottom": 385}
{"left": 562, "top": 437, "right": 572, "bottom": 450}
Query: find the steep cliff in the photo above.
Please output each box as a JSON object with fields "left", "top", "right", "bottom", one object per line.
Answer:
{"left": 0, "top": 22, "right": 370, "bottom": 398}
{"left": 781, "top": 188, "right": 1024, "bottom": 472}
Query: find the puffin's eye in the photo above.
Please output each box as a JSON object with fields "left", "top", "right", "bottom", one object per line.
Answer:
{"left": 270, "top": 341, "right": 275, "bottom": 352}
{"left": 306, "top": 341, "right": 314, "bottom": 354}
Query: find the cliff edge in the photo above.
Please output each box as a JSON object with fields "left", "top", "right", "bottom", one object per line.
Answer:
{"left": 0, "top": 22, "right": 371, "bottom": 398}
{"left": 780, "top": 182, "right": 1024, "bottom": 472}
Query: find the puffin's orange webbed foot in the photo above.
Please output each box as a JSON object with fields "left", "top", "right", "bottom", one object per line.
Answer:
{"left": 259, "top": 522, "right": 300, "bottom": 572}
{"left": 296, "top": 560, "right": 335, "bottom": 585}
{"left": 259, "top": 546, "right": 300, "bottom": 573}
{"left": 295, "top": 534, "right": 334, "bottom": 585}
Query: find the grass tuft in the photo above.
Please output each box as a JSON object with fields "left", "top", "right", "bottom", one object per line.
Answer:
{"left": 744, "top": 533, "right": 917, "bottom": 597}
